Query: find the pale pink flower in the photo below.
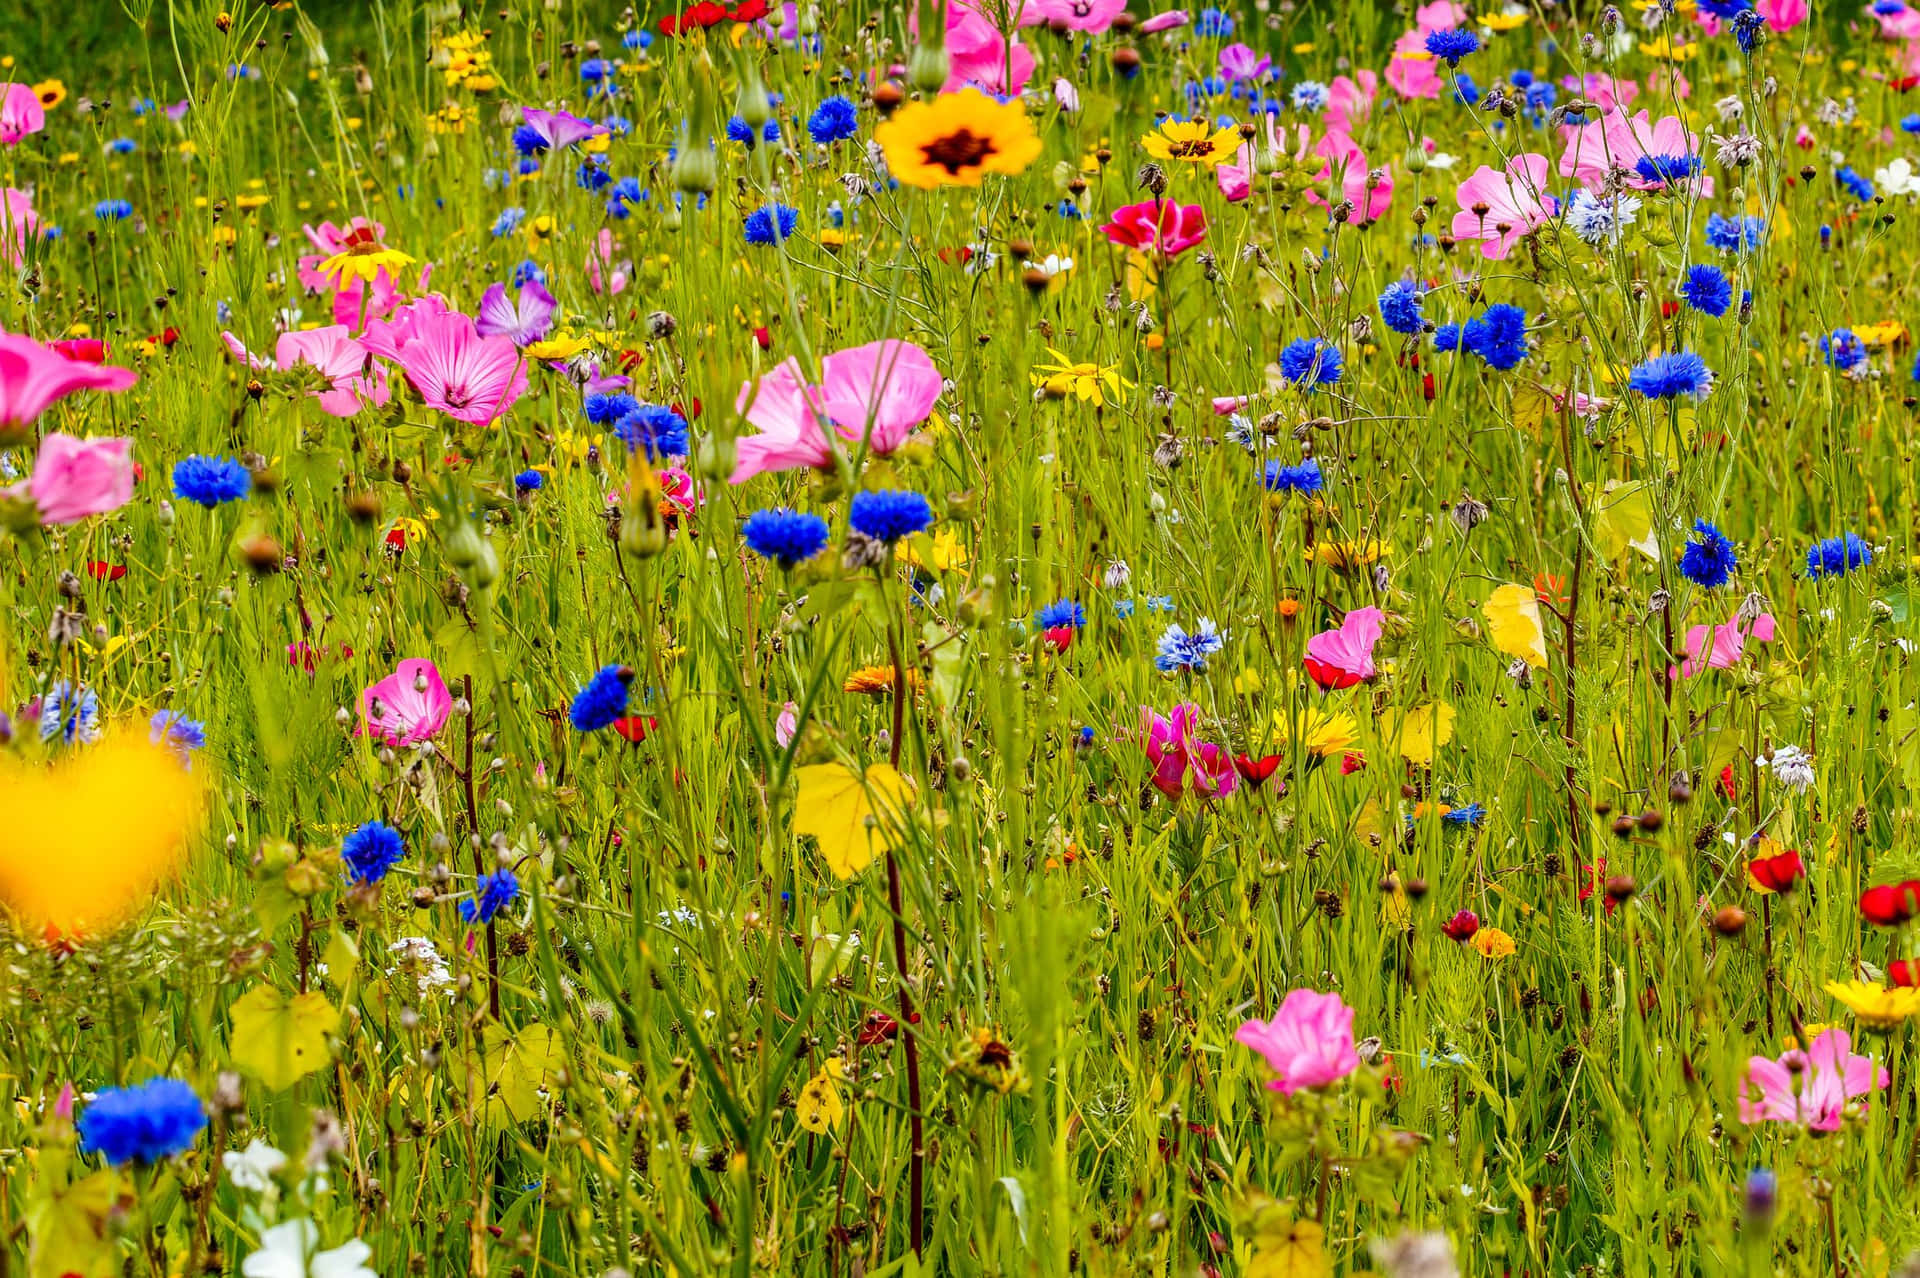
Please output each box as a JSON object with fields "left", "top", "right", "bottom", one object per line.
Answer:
{"left": 1672, "top": 612, "right": 1776, "bottom": 680}
{"left": 1101, "top": 200, "right": 1208, "bottom": 256}
{"left": 1304, "top": 607, "right": 1383, "bottom": 690}
{"left": 1235, "top": 989, "right": 1362, "bottom": 1094}
{"left": 221, "top": 325, "right": 390, "bottom": 417}
{"left": 1559, "top": 73, "right": 1639, "bottom": 114}
{"left": 731, "top": 360, "right": 837, "bottom": 482}
{"left": 1138, "top": 703, "right": 1238, "bottom": 799}
{"left": 1872, "top": 2, "right": 1920, "bottom": 37}
{"left": 1138, "top": 8, "right": 1189, "bottom": 32}
{"left": 18, "top": 434, "right": 135, "bottom": 524}
{"left": 1739, "top": 1029, "right": 1886, "bottom": 1131}
{"left": 586, "top": 229, "right": 631, "bottom": 296}
{"left": 1025, "top": 0, "right": 1127, "bottom": 31}
{"left": 1449, "top": 153, "right": 1556, "bottom": 260}
{"left": 387, "top": 311, "right": 528, "bottom": 426}
{"left": 0, "top": 83, "right": 45, "bottom": 145}
{"left": 931, "top": 0, "right": 1035, "bottom": 93}
{"left": 1325, "top": 72, "right": 1378, "bottom": 132}
{"left": 775, "top": 701, "right": 799, "bottom": 748}
{"left": 0, "top": 332, "right": 138, "bottom": 427}
{"left": 1307, "top": 129, "right": 1392, "bottom": 224}
{"left": 732, "top": 340, "right": 944, "bottom": 482}
{"left": 359, "top": 658, "right": 453, "bottom": 747}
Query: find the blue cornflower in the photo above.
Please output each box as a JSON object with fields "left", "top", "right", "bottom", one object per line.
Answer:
{"left": 1424, "top": 27, "right": 1480, "bottom": 64}
{"left": 571, "top": 664, "right": 634, "bottom": 731}
{"left": 1837, "top": 166, "right": 1875, "bottom": 202}
{"left": 1523, "top": 80, "right": 1557, "bottom": 115}
{"left": 1378, "top": 281, "right": 1425, "bottom": 335}
{"left": 1263, "top": 459, "right": 1324, "bottom": 494}
{"left": 1196, "top": 7, "right": 1235, "bottom": 36}
{"left": 623, "top": 29, "right": 651, "bottom": 50}
{"left": 41, "top": 681, "right": 100, "bottom": 747}
{"left": 341, "top": 819, "right": 407, "bottom": 885}
{"left": 491, "top": 207, "right": 527, "bottom": 237}
{"left": 1705, "top": 212, "right": 1765, "bottom": 252}
{"left": 149, "top": 709, "right": 206, "bottom": 754}
{"left": 1462, "top": 304, "right": 1529, "bottom": 371}
{"left": 1450, "top": 73, "right": 1482, "bottom": 106}
{"left": 1732, "top": 9, "right": 1765, "bottom": 51}
{"left": 1033, "top": 599, "right": 1087, "bottom": 630}
{"left": 1154, "top": 618, "right": 1226, "bottom": 673}
{"left": 94, "top": 199, "right": 134, "bottom": 221}
{"left": 1680, "top": 264, "right": 1733, "bottom": 317}
{"left": 580, "top": 57, "right": 616, "bottom": 83}
{"left": 743, "top": 203, "right": 799, "bottom": 246}
{"left": 614, "top": 404, "right": 690, "bottom": 460}
{"left": 172, "top": 455, "right": 252, "bottom": 507}
{"left": 460, "top": 869, "right": 520, "bottom": 924}
{"left": 576, "top": 159, "right": 612, "bottom": 192}
{"left": 78, "top": 1079, "right": 206, "bottom": 1166}
{"left": 807, "top": 95, "right": 860, "bottom": 144}
{"left": 1441, "top": 802, "right": 1487, "bottom": 827}
{"left": 1633, "top": 152, "right": 1702, "bottom": 186}
{"left": 1433, "top": 322, "right": 1463, "bottom": 352}
{"left": 1699, "top": 0, "right": 1752, "bottom": 13}
{"left": 849, "top": 489, "right": 934, "bottom": 543}
{"left": 1806, "top": 532, "right": 1873, "bottom": 579}
{"left": 1628, "top": 351, "right": 1715, "bottom": 400}
{"left": 511, "top": 124, "right": 550, "bottom": 156}
{"left": 514, "top": 469, "right": 545, "bottom": 493}
{"left": 584, "top": 391, "right": 640, "bottom": 425}
{"left": 1678, "top": 520, "right": 1738, "bottom": 588}
{"left": 728, "top": 116, "right": 781, "bottom": 144}
{"left": 1278, "top": 337, "right": 1343, "bottom": 388}
{"left": 742, "top": 508, "right": 829, "bottom": 569}
{"left": 512, "top": 259, "right": 546, "bottom": 288}
{"left": 1821, "top": 328, "right": 1867, "bottom": 370}
{"left": 1144, "top": 595, "right": 1176, "bottom": 613}
{"left": 1289, "top": 81, "right": 1329, "bottom": 112}
{"left": 1113, "top": 598, "right": 1136, "bottom": 619}
{"left": 1903, "top": 114, "right": 1920, "bottom": 134}
{"left": 106, "top": 137, "right": 137, "bottom": 154}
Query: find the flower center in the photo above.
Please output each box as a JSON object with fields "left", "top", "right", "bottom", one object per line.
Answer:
{"left": 920, "top": 128, "right": 997, "bottom": 174}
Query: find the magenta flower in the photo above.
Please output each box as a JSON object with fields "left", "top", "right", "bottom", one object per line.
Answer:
{"left": 1139, "top": 704, "right": 1238, "bottom": 799}
{"left": 519, "top": 106, "right": 609, "bottom": 151}
{"left": 1325, "top": 72, "right": 1379, "bottom": 132}
{"left": 359, "top": 658, "right": 453, "bottom": 747}
{"left": 1138, "top": 8, "right": 1189, "bottom": 32}
{"left": 1672, "top": 612, "right": 1776, "bottom": 680}
{"left": 1235, "top": 989, "right": 1362, "bottom": 1094}
{"left": 1026, "top": 0, "right": 1128, "bottom": 32}
{"left": 0, "top": 83, "right": 45, "bottom": 146}
{"left": 386, "top": 310, "right": 528, "bottom": 426}
{"left": 586, "top": 229, "right": 631, "bottom": 296}
{"left": 1216, "top": 41, "right": 1272, "bottom": 81}
{"left": 17, "top": 434, "right": 135, "bottom": 525}
{"left": 1757, "top": 0, "right": 1807, "bottom": 29}
{"left": 1739, "top": 1029, "right": 1886, "bottom": 1131}
{"left": 222, "top": 325, "right": 390, "bottom": 418}
{"left": 732, "top": 340, "right": 944, "bottom": 483}
{"left": 1101, "top": 200, "right": 1208, "bottom": 257}
{"left": 0, "top": 332, "right": 138, "bottom": 428}
{"left": 928, "top": 0, "right": 1036, "bottom": 94}
{"left": 1306, "top": 129, "right": 1392, "bottom": 224}
{"left": 476, "top": 280, "right": 558, "bottom": 348}
{"left": 1303, "top": 606, "right": 1383, "bottom": 690}
{"left": 1449, "top": 154, "right": 1557, "bottom": 260}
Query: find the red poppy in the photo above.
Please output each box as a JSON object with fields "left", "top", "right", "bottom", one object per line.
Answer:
{"left": 86, "top": 561, "right": 127, "bottom": 582}
{"left": 384, "top": 527, "right": 409, "bottom": 552}
{"left": 1421, "top": 371, "right": 1435, "bottom": 402}
{"left": 937, "top": 245, "right": 977, "bottom": 267}
{"left": 51, "top": 339, "right": 108, "bottom": 364}
{"left": 858, "top": 1010, "right": 899, "bottom": 1044}
{"left": 1896, "top": 75, "right": 1920, "bottom": 92}
{"left": 1716, "top": 764, "right": 1737, "bottom": 800}
{"left": 1891, "top": 959, "right": 1920, "bottom": 988}
{"left": 659, "top": 0, "right": 730, "bottom": 33}
{"left": 1579, "top": 859, "right": 1618, "bottom": 915}
{"left": 1041, "top": 625, "right": 1075, "bottom": 652}
{"left": 1748, "top": 846, "right": 1806, "bottom": 893}
{"left": 612, "top": 715, "right": 658, "bottom": 743}
{"left": 1233, "top": 753, "right": 1282, "bottom": 787}
{"left": 1441, "top": 909, "right": 1480, "bottom": 941}
{"left": 753, "top": 325, "right": 772, "bottom": 350}
{"left": 1860, "top": 882, "right": 1920, "bottom": 927}
{"left": 730, "top": 0, "right": 770, "bottom": 20}
{"left": 673, "top": 397, "right": 704, "bottom": 420}
{"left": 1659, "top": 301, "right": 1680, "bottom": 320}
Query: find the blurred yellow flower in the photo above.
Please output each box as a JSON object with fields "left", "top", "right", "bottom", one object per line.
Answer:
{"left": 1826, "top": 980, "right": 1920, "bottom": 1032}
{"left": 1473, "top": 927, "right": 1517, "bottom": 959}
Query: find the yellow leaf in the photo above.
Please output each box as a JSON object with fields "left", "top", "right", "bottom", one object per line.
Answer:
{"left": 793, "top": 762, "right": 913, "bottom": 879}
{"left": 26, "top": 1166, "right": 124, "bottom": 1278}
{"left": 1510, "top": 382, "right": 1558, "bottom": 438}
{"left": 795, "top": 1058, "right": 847, "bottom": 1134}
{"left": 229, "top": 985, "right": 340, "bottom": 1091}
{"left": 463, "top": 1023, "right": 564, "bottom": 1126}
{"left": 1249, "top": 1218, "right": 1329, "bottom": 1278}
{"left": 1591, "top": 481, "right": 1659, "bottom": 562}
{"left": 1393, "top": 702, "right": 1457, "bottom": 766}
{"left": 1483, "top": 583, "right": 1548, "bottom": 669}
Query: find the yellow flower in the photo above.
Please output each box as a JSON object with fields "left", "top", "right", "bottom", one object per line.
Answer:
{"left": 1472, "top": 927, "right": 1517, "bottom": 959}
{"left": 1857, "top": 320, "right": 1908, "bottom": 349}
{"left": 1032, "top": 349, "right": 1131, "bottom": 406}
{"left": 524, "top": 331, "right": 593, "bottom": 362}
{"left": 1269, "top": 706, "right": 1358, "bottom": 758}
{"left": 900, "top": 528, "right": 971, "bottom": 573}
{"left": 1139, "top": 117, "right": 1241, "bottom": 169}
{"left": 844, "top": 665, "right": 923, "bottom": 696}
{"left": 32, "top": 79, "right": 67, "bottom": 110}
{"left": 1637, "top": 33, "right": 1698, "bottom": 60}
{"left": 874, "top": 89, "right": 1043, "bottom": 188}
{"left": 1307, "top": 539, "right": 1386, "bottom": 572}
{"left": 1826, "top": 980, "right": 1920, "bottom": 1032}
{"left": 319, "top": 238, "right": 416, "bottom": 287}
{"left": 525, "top": 213, "right": 557, "bottom": 254}
{"left": 554, "top": 431, "right": 604, "bottom": 465}
{"left": 1479, "top": 9, "right": 1530, "bottom": 29}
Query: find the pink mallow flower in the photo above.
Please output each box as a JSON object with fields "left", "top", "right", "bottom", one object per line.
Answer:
{"left": 0, "top": 332, "right": 138, "bottom": 428}
{"left": 1672, "top": 611, "right": 1776, "bottom": 679}
{"left": 1235, "top": 989, "right": 1362, "bottom": 1095}
{"left": 1739, "top": 1029, "right": 1886, "bottom": 1131}
{"left": 386, "top": 310, "right": 528, "bottom": 426}
{"left": 221, "top": 325, "right": 391, "bottom": 418}
{"left": 1101, "top": 200, "right": 1208, "bottom": 256}
{"left": 0, "top": 83, "right": 46, "bottom": 145}
{"left": 15, "top": 434, "right": 135, "bottom": 524}
{"left": 1025, "top": 0, "right": 1128, "bottom": 32}
{"left": 1304, "top": 606, "right": 1383, "bottom": 690}
{"left": 1449, "top": 154, "right": 1557, "bottom": 260}
{"left": 1139, "top": 703, "right": 1238, "bottom": 799}
{"left": 359, "top": 658, "right": 453, "bottom": 747}
{"left": 1, "top": 188, "right": 36, "bottom": 267}
{"left": 731, "top": 340, "right": 943, "bottom": 483}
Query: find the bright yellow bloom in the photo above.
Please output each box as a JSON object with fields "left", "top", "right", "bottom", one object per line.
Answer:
{"left": 319, "top": 243, "right": 416, "bottom": 287}
{"left": 1479, "top": 10, "right": 1530, "bottom": 30}
{"left": 32, "top": 79, "right": 67, "bottom": 110}
{"left": 1139, "top": 117, "right": 1241, "bottom": 169}
{"left": 1473, "top": 927, "right": 1517, "bottom": 959}
{"left": 524, "top": 331, "right": 593, "bottom": 362}
{"left": 1857, "top": 320, "right": 1908, "bottom": 349}
{"left": 844, "top": 665, "right": 924, "bottom": 696}
{"left": 1308, "top": 539, "right": 1387, "bottom": 572}
{"left": 1269, "top": 706, "right": 1358, "bottom": 758}
{"left": 1032, "top": 349, "right": 1131, "bottom": 406}
{"left": 874, "top": 89, "right": 1043, "bottom": 188}
{"left": 900, "top": 528, "right": 971, "bottom": 573}
{"left": 1826, "top": 980, "right": 1920, "bottom": 1032}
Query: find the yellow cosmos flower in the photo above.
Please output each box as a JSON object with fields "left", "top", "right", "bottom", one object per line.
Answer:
{"left": 1479, "top": 10, "right": 1529, "bottom": 29}
{"left": 320, "top": 242, "right": 416, "bottom": 287}
{"left": 1826, "top": 980, "right": 1920, "bottom": 1032}
{"left": 874, "top": 89, "right": 1043, "bottom": 188}
{"left": 1856, "top": 320, "right": 1907, "bottom": 349}
{"left": 32, "top": 79, "right": 67, "bottom": 110}
{"left": 844, "top": 665, "right": 924, "bottom": 696}
{"left": 1269, "top": 706, "right": 1358, "bottom": 758}
{"left": 1308, "top": 539, "right": 1387, "bottom": 572}
{"left": 1139, "top": 117, "right": 1241, "bottom": 169}
{"left": 1032, "top": 349, "right": 1131, "bottom": 406}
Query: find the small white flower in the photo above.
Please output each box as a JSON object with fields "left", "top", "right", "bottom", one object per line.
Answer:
{"left": 241, "top": 1220, "right": 378, "bottom": 1278}
{"left": 1102, "top": 560, "right": 1132, "bottom": 590}
{"left": 223, "top": 1139, "right": 287, "bottom": 1193}
{"left": 1875, "top": 157, "right": 1920, "bottom": 197}
{"left": 1762, "top": 744, "right": 1816, "bottom": 793}
{"left": 1425, "top": 151, "right": 1458, "bottom": 170}
{"left": 1023, "top": 253, "right": 1074, "bottom": 278}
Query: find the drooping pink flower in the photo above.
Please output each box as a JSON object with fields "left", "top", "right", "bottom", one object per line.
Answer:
{"left": 731, "top": 340, "right": 944, "bottom": 482}
{"left": 1739, "top": 1029, "right": 1886, "bottom": 1131}
{"left": 221, "top": 325, "right": 390, "bottom": 417}
{"left": 1325, "top": 72, "right": 1378, "bottom": 132}
{"left": 1139, "top": 703, "right": 1238, "bottom": 799}
{"left": 931, "top": 0, "right": 1035, "bottom": 94}
{"left": 1449, "top": 153, "right": 1557, "bottom": 260}
{"left": 476, "top": 280, "right": 558, "bottom": 348}
{"left": 1139, "top": 8, "right": 1189, "bottom": 32}
{"left": 1304, "top": 606, "right": 1383, "bottom": 690}
{"left": 731, "top": 359, "right": 837, "bottom": 483}
{"left": 0, "top": 332, "right": 138, "bottom": 427}
{"left": 0, "top": 83, "right": 45, "bottom": 145}
{"left": 1235, "top": 989, "right": 1362, "bottom": 1095}
{"left": 359, "top": 658, "right": 454, "bottom": 747}
{"left": 1025, "top": 0, "right": 1127, "bottom": 31}
{"left": 14, "top": 434, "right": 135, "bottom": 524}
{"left": 1672, "top": 612, "right": 1776, "bottom": 680}
{"left": 1101, "top": 200, "right": 1208, "bottom": 256}
{"left": 386, "top": 311, "right": 528, "bottom": 426}
{"left": 2, "top": 188, "right": 38, "bottom": 267}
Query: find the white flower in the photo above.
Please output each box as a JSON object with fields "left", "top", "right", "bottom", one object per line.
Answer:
{"left": 386, "top": 937, "right": 454, "bottom": 999}
{"left": 1875, "top": 157, "right": 1920, "bottom": 197}
{"left": 1102, "top": 559, "right": 1132, "bottom": 590}
{"left": 1762, "top": 745, "right": 1816, "bottom": 793}
{"left": 1425, "top": 151, "right": 1457, "bottom": 170}
{"left": 1023, "top": 253, "right": 1074, "bottom": 277}
{"left": 242, "top": 1220, "right": 379, "bottom": 1278}
{"left": 223, "top": 1139, "right": 288, "bottom": 1193}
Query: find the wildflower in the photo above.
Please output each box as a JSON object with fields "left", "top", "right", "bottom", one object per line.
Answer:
{"left": 242, "top": 1220, "right": 378, "bottom": 1278}
{"left": 1154, "top": 617, "right": 1225, "bottom": 673}
{"left": 1836, "top": 166, "right": 1875, "bottom": 202}
{"left": 741, "top": 202, "right": 801, "bottom": 247}
{"left": 1673, "top": 611, "right": 1774, "bottom": 678}
{"left": 571, "top": 665, "right": 635, "bottom": 732}
{"left": 316, "top": 221, "right": 416, "bottom": 288}
{"left": 77, "top": 1078, "right": 206, "bottom": 1165}
{"left": 1859, "top": 882, "right": 1920, "bottom": 925}
{"left": 1378, "top": 281, "right": 1425, "bottom": 335}
{"left": 1826, "top": 980, "right": 1920, "bottom": 1032}
{"left": 807, "top": 95, "right": 860, "bottom": 144}
{"left": 149, "top": 710, "right": 206, "bottom": 757}
{"left": 377, "top": 307, "right": 528, "bottom": 427}
{"left": 359, "top": 659, "right": 453, "bottom": 748}
{"left": 1680, "top": 265, "right": 1733, "bottom": 317}
{"left": 843, "top": 665, "right": 922, "bottom": 696}
{"left": 614, "top": 404, "right": 690, "bottom": 460}
{"left": 1678, "top": 520, "right": 1737, "bottom": 588}
{"left": 0, "top": 334, "right": 138, "bottom": 427}
{"left": 12, "top": 433, "right": 135, "bottom": 525}
{"left": 1263, "top": 458, "right": 1324, "bottom": 494}
{"left": 1139, "top": 116, "right": 1242, "bottom": 169}
{"left": 1100, "top": 200, "right": 1207, "bottom": 256}
{"left": 1450, "top": 153, "right": 1556, "bottom": 259}
{"left": 849, "top": 489, "right": 934, "bottom": 543}
{"left": 1739, "top": 1029, "right": 1886, "bottom": 1129}
{"left": 1032, "top": 350, "right": 1132, "bottom": 405}
{"left": 1761, "top": 744, "right": 1815, "bottom": 792}
{"left": 340, "top": 820, "right": 406, "bottom": 885}
{"left": 1441, "top": 909, "right": 1480, "bottom": 941}
{"left": 475, "top": 279, "right": 558, "bottom": 348}
{"left": 1563, "top": 190, "right": 1640, "bottom": 247}
{"left": 39, "top": 681, "right": 100, "bottom": 746}
{"left": 1278, "top": 337, "right": 1343, "bottom": 388}
{"left": 1805, "top": 532, "right": 1872, "bottom": 579}
{"left": 1234, "top": 989, "right": 1361, "bottom": 1094}
{"left": 170, "top": 455, "right": 252, "bottom": 507}
{"left": 512, "top": 105, "right": 608, "bottom": 154}
{"left": 1461, "top": 304, "right": 1529, "bottom": 370}
{"left": 1304, "top": 606, "right": 1382, "bottom": 689}
{"left": 1820, "top": 328, "right": 1867, "bottom": 371}
{"left": 1424, "top": 27, "right": 1481, "bottom": 63}
{"left": 223, "top": 1138, "right": 288, "bottom": 1192}
{"left": 1705, "top": 211, "right": 1765, "bottom": 252}
{"left": 94, "top": 199, "right": 134, "bottom": 221}
{"left": 1747, "top": 841, "right": 1806, "bottom": 893}
{"left": 1628, "top": 351, "right": 1714, "bottom": 400}
{"left": 460, "top": 869, "right": 520, "bottom": 924}
{"left": 1472, "top": 927, "right": 1517, "bottom": 958}
{"left": 874, "top": 89, "right": 1043, "bottom": 187}
{"left": 733, "top": 340, "right": 943, "bottom": 481}
{"left": 743, "top": 507, "right": 830, "bottom": 568}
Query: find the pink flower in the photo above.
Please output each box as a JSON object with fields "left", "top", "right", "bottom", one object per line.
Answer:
{"left": 1304, "top": 606, "right": 1383, "bottom": 690}
{"left": 519, "top": 106, "right": 608, "bottom": 150}
{"left": 1307, "top": 129, "right": 1392, "bottom": 224}
{"left": 2, "top": 188, "right": 38, "bottom": 267}
{"left": 1449, "top": 154, "right": 1556, "bottom": 260}
{"left": 1326, "top": 72, "right": 1378, "bottom": 132}
{"left": 775, "top": 701, "right": 799, "bottom": 748}
{"left": 1559, "top": 73, "right": 1639, "bottom": 114}
{"left": 1672, "top": 612, "right": 1776, "bottom": 680}
{"left": 387, "top": 310, "right": 528, "bottom": 426}
{"left": 1384, "top": 2, "right": 1468, "bottom": 99}
{"left": 1235, "top": 989, "right": 1362, "bottom": 1094}
{"left": 1873, "top": 2, "right": 1920, "bottom": 37}
{"left": 221, "top": 325, "right": 390, "bottom": 417}
{"left": 359, "top": 658, "right": 454, "bottom": 747}
{"left": 586, "top": 229, "right": 631, "bottom": 296}
{"left": 1101, "top": 200, "right": 1208, "bottom": 256}
{"left": 732, "top": 340, "right": 944, "bottom": 482}
{"left": 1739, "top": 1029, "right": 1886, "bottom": 1131}
{"left": 1604, "top": 111, "right": 1708, "bottom": 191}
{"left": 1211, "top": 394, "right": 1253, "bottom": 415}
{"left": 0, "top": 332, "right": 138, "bottom": 427}
{"left": 476, "top": 280, "right": 558, "bottom": 348}
{"left": 1139, "top": 704, "right": 1238, "bottom": 799}
{"left": 19, "top": 434, "right": 135, "bottom": 524}
{"left": 0, "top": 83, "right": 45, "bottom": 145}
{"left": 934, "top": 0, "right": 1035, "bottom": 93}
{"left": 1138, "top": 8, "right": 1188, "bottom": 32}
{"left": 731, "top": 359, "right": 837, "bottom": 482}
{"left": 1026, "top": 0, "right": 1127, "bottom": 31}
{"left": 1217, "top": 42, "right": 1272, "bottom": 82}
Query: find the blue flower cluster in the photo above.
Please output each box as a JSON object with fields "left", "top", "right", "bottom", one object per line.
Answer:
{"left": 1462, "top": 304, "right": 1529, "bottom": 371}
{"left": 461, "top": 869, "right": 520, "bottom": 924}
{"left": 1278, "top": 337, "right": 1343, "bottom": 388}
{"left": 1806, "top": 532, "right": 1872, "bottom": 579}
{"left": 1678, "top": 520, "right": 1738, "bottom": 589}
{"left": 78, "top": 1078, "right": 207, "bottom": 1165}
{"left": 172, "top": 455, "right": 252, "bottom": 507}
{"left": 614, "top": 404, "right": 690, "bottom": 460}
{"left": 807, "top": 95, "right": 860, "bottom": 144}
{"left": 1263, "top": 459, "right": 1324, "bottom": 495}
